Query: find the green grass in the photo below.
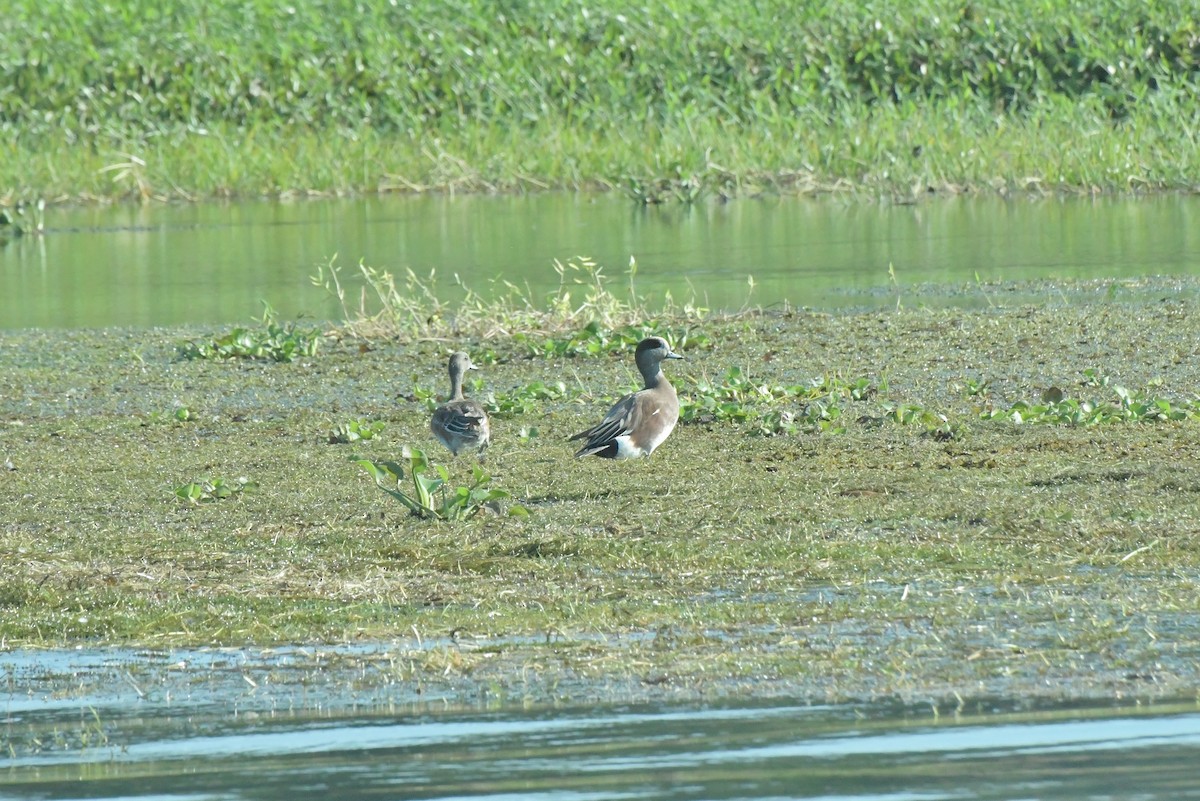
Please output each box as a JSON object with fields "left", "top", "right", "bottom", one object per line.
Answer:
{"left": 4, "top": 279, "right": 1200, "bottom": 703}
{"left": 2, "top": 0, "right": 1199, "bottom": 202}
{"left": 312, "top": 253, "right": 714, "bottom": 341}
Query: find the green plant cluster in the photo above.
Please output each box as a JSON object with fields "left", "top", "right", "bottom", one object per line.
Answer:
{"left": 354, "top": 448, "right": 526, "bottom": 521}
{"left": 517, "top": 321, "right": 712, "bottom": 359}
{"left": 487, "top": 381, "right": 572, "bottom": 419}
{"left": 682, "top": 365, "right": 1200, "bottom": 436}
{"left": 0, "top": 202, "right": 44, "bottom": 238}
{"left": 329, "top": 418, "right": 386, "bottom": 444}
{"left": 178, "top": 305, "right": 322, "bottom": 362}
{"left": 517, "top": 321, "right": 654, "bottom": 358}
{"left": 982, "top": 385, "right": 1200, "bottom": 426}
{"left": 681, "top": 369, "right": 884, "bottom": 434}
{"left": 5, "top": 0, "right": 1195, "bottom": 139}
{"left": 174, "top": 476, "right": 256, "bottom": 504}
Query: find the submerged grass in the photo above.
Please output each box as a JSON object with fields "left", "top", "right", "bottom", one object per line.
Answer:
{"left": 2, "top": 0, "right": 1199, "bottom": 202}
{"left": 4, "top": 277, "right": 1200, "bottom": 704}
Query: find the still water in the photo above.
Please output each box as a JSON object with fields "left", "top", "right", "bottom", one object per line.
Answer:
{"left": 5, "top": 699, "right": 1200, "bottom": 800}
{"left": 2, "top": 647, "right": 1200, "bottom": 800}
{"left": 1, "top": 194, "right": 1198, "bottom": 329}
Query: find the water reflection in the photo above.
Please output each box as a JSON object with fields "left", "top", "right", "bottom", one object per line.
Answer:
{"left": 3, "top": 692, "right": 1200, "bottom": 800}
{"left": 1, "top": 194, "right": 1197, "bottom": 329}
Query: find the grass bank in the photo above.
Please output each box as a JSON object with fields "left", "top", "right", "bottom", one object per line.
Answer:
{"left": 3, "top": 274, "right": 1200, "bottom": 704}
{"left": 2, "top": 0, "right": 1199, "bottom": 205}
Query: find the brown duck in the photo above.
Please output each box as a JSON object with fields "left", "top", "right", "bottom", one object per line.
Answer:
{"left": 570, "top": 337, "right": 683, "bottom": 459}
{"left": 430, "top": 351, "right": 490, "bottom": 457}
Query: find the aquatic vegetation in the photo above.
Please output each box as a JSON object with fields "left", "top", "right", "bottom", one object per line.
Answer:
{"left": 7, "top": 291, "right": 1200, "bottom": 704}
{"left": 178, "top": 305, "right": 322, "bottom": 362}
{"left": 1081, "top": 368, "right": 1111, "bottom": 388}
{"left": 753, "top": 404, "right": 847, "bottom": 436}
{"left": 624, "top": 171, "right": 714, "bottom": 205}
{"left": 879, "top": 402, "right": 959, "bottom": 440}
{"left": 0, "top": 201, "right": 44, "bottom": 238}
{"left": 881, "top": 402, "right": 943, "bottom": 427}
{"left": 519, "top": 320, "right": 713, "bottom": 360}
{"left": 313, "top": 258, "right": 450, "bottom": 341}
{"left": 487, "top": 381, "right": 572, "bottom": 418}
{"left": 681, "top": 371, "right": 966, "bottom": 438}
{"left": 681, "top": 369, "right": 886, "bottom": 434}
{"left": 354, "top": 448, "right": 527, "bottom": 521}
{"left": 519, "top": 321, "right": 649, "bottom": 359}
{"left": 3, "top": 0, "right": 1200, "bottom": 201}
{"left": 174, "top": 477, "right": 257, "bottom": 504}
{"left": 959, "top": 378, "right": 991, "bottom": 398}
{"left": 329, "top": 418, "right": 386, "bottom": 444}
{"left": 314, "top": 254, "right": 712, "bottom": 341}
{"left": 143, "top": 406, "right": 194, "bottom": 425}
{"left": 983, "top": 384, "right": 1200, "bottom": 426}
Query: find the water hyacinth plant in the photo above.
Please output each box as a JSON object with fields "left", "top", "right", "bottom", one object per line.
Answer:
{"left": 178, "top": 304, "right": 322, "bottom": 362}
{"left": 329, "top": 418, "right": 387, "bottom": 444}
{"left": 982, "top": 384, "right": 1200, "bottom": 426}
{"left": 681, "top": 369, "right": 885, "bottom": 434}
{"left": 174, "top": 476, "right": 257, "bottom": 504}
{"left": 486, "top": 381, "right": 572, "bottom": 418}
{"left": 353, "top": 447, "right": 527, "bottom": 521}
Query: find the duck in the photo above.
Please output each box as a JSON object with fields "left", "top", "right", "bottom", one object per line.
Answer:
{"left": 570, "top": 336, "right": 683, "bottom": 459}
{"left": 430, "top": 351, "right": 490, "bottom": 457}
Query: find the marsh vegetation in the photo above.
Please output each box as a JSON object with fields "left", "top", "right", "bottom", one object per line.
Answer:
{"left": 3, "top": 0, "right": 1199, "bottom": 202}
{"left": 3, "top": 267, "right": 1200, "bottom": 704}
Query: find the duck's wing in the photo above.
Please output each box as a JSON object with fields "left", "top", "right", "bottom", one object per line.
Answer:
{"left": 568, "top": 391, "right": 642, "bottom": 455}
{"left": 433, "top": 400, "right": 490, "bottom": 437}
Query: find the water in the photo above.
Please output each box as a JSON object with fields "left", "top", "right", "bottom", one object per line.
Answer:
{"left": 5, "top": 695, "right": 1200, "bottom": 799}
{"left": 2, "top": 194, "right": 1198, "bottom": 329}
{"left": 3, "top": 647, "right": 1199, "bottom": 800}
